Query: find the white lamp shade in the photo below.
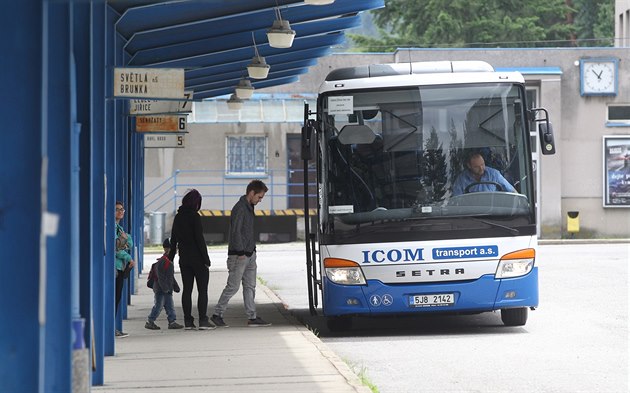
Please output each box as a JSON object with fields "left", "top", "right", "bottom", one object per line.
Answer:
{"left": 247, "top": 55, "right": 270, "bottom": 79}
{"left": 235, "top": 89, "right": 254, "bottom": 99}
{"left": 267, "top": 19, "right": 296, "bottom": 48}
{"left": 235, "top": 78, "right": 254, "bottom": 99}
{"left": 227, "top": 94, "right": 243, "bottom": 110}
{"left": 305, "top": 0, "right": 335, "bottom": 4}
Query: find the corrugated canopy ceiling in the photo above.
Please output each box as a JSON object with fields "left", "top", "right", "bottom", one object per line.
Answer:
{"left": 110, "top": 0, "right": 385, "bottom": 100}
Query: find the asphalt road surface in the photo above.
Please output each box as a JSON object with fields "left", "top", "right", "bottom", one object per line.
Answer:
{"left": 244, "top": 242, "right": 629, "bottom": 393}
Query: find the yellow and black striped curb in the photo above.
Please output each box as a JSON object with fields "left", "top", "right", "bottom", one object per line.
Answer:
{"left": 199, "top": 209, "right": 317, "bottom": 217}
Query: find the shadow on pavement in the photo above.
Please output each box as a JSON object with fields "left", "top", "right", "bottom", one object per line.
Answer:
{"left": 289, "top": 308, "right": 528, "bottom": 338}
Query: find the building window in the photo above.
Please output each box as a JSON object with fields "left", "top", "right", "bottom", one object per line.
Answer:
{"left": 226, "top": 136, "right": 267, "bottom": 175}
{"left": 607, "top": 105, "right": 630, "bottom": 125}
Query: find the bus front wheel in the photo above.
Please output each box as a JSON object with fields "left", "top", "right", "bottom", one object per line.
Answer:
{"left": 501, "top": 307, "right": 528, "bottom": 326}
{"left": 327, "top": 316, "right": 353, "bottom": 332}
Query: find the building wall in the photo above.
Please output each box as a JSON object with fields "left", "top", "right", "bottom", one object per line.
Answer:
{"left": 616, "top": 0, "right": 630, "bottom": 47}
{"left": 145, "top": 121, "right": 300, "bottom": 213}
{"left": 145, "top": 48, "right": 630, "bottom": 239}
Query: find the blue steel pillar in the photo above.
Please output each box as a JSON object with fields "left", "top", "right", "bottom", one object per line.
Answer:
{"left": 73, "top": 1, "right": 93, "bottom": 390}
{"left": 43, "top": 2, "right": 74, "bottom": 392}
{"left": 136, "top": 134, "right": 146, "bottom": 273}
{"left": 104, "top": 5, "right": 117, "bottom": 356}
{"left": 129, "top": 119, "right": 141, "bottom": 293}
{"left": 114, "top": 31, "right": 131, "bottom": 334}
{"left": 0, "top": 1, "right": 44, "bottom": 392}
{"left": 91, "top": 1, "right": 107, "bottom": 385}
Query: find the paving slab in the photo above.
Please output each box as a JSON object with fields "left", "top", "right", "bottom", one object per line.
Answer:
{"left": 94, "top": 258, "right": 369, "bottom": 393}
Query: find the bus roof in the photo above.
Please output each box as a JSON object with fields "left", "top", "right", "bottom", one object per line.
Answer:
{"left": 319, "top": 61, "right": 524, "bottom": 94}
{"left": 325, "top": 61, "right": 494, "bottom": 81}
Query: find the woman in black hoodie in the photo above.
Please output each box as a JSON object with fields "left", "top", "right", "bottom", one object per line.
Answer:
{"left": 168, "top": 189, "right": 214, "bottom": 330}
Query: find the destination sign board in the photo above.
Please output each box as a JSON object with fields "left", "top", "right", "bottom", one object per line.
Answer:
{"left": 135, "top": 115, "right": 187, "bottom": 132}
{"left": 144, "top": 134, "right": 185, "bottom": 148}
{"left": 114, "top": 68, "right": 184, "bottom": 99}
{"left": 129, "top": 91, "right": 193, "bottom": 115}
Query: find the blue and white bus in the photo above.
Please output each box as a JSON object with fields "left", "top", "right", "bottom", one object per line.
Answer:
{"left": 301, "top": 61, "right": 556, "bottom": 331}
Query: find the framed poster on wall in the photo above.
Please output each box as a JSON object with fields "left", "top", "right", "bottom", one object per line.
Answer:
{"left": 603, "top": 135, "right": 630, "bottom": 207}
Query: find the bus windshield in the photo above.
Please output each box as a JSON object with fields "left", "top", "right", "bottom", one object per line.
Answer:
{"left": 319, "top": 83, "right": 535, "bottom": 244}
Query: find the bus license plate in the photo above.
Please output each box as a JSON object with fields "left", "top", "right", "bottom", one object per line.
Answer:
{"left": 409, "top": 293, "right": 455, "bottom": 307}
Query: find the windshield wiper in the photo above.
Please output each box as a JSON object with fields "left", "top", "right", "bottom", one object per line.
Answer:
{"left": 468, "top": 216, "right": 520, "bottom": 235}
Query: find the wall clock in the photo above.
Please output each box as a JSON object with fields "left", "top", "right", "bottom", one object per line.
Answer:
{"left": 580, "top": 58, "right": 618, "bottom": 96}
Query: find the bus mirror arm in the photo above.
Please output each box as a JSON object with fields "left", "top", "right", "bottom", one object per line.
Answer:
{"left": 530, "top": 107, "right": 556, "bottom": 155}
{"left": 302, "top": 101, "right": 318, "bottom": 315}
{"left": 302, "top": 101, "right": 316, "bottom": 160}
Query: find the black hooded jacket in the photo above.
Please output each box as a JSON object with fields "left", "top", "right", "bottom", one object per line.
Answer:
{"left": 168, "top": 206, "right": 211, "bottom": 267}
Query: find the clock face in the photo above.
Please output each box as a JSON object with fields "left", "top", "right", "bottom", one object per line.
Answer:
{"left": 582, "top": 61, "right": 616, "bottom": 95}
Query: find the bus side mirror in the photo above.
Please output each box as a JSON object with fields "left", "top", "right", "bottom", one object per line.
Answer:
{"left": 302, "top": 101, "right": 315, "bottom": 161}
{"left": 538, "top": 122, "right": 556, "bottom": 155}
{"left": 301, "top": 120, "right": 314, "bottom": 160}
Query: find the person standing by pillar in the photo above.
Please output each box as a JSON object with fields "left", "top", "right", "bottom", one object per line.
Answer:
{"left": 115, "top": 201, "right": 135, "bottom": 338}
{"left": 211, "top": 180, "right": 271, "bottom": 328}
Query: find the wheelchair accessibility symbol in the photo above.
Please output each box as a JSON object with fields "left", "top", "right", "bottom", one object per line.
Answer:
{"left": 369, "top": 294, "right": 393, "bottom": 307}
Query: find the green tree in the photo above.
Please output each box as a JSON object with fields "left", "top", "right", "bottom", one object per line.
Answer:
{"left": 423, "top": 128, "right": 448, "bottom": 202}
{"left": 448, "top": 120, "right": 465, "bottom": 193}
{"left": 349, "top": 0, "right": 614, "bottom": 50}
{"left": 572, "top": 0, "right": 615, "bottom": 46}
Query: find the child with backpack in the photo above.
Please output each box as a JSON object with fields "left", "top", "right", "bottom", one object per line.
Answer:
{"left": 145, "top": 239, "right": 184, "bottom": 330}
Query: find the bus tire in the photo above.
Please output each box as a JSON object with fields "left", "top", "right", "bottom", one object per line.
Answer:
{"left": 501, "top": 307, "right": 528, "bottom": 326}
{"left": 327, "top": 316, "right": 353, "bottom": 332}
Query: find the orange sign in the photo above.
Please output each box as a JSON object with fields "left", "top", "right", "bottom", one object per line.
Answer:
{"left": 135, "top": 115, "right": 187, "bottom": 132}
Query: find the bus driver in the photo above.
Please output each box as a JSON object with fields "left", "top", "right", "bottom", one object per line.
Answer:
{"left": 452, "top": 152, "right": 515, "bottom": 196}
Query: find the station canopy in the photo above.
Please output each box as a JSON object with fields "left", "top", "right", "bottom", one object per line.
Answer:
{"left": 110, "top": 0, "right": 385, "bottom": 100}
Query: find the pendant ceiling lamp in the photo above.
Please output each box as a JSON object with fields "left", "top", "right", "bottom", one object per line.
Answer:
{"left": 235, "top": 78, "right": 255, "bottom": 99}
{"left": 227, "top": 94, "right": 243, "bottom": 110}
{"left": 247, "top": 32, "right": 270, "bottom": 79}
{"left": 266, "top": 7, "right": 296, "bottom": 48}
{"left": 305, "top": 0, "right": 335, "bottom": 4}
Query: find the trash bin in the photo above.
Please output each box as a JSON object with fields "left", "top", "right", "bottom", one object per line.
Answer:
{"left": 149, "top": 212, "right": 167, "bottom": 245}
{"left": 567, "top": 211, "right": 579, "bottom": 233}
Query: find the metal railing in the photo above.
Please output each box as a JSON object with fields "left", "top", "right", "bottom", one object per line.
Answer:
{"left": 144, "top": 169, "right": 315, "bottom": 214}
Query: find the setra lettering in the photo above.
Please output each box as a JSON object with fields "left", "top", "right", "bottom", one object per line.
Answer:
{"left": 398, "top": 268, "right": 466, "bottom": 278}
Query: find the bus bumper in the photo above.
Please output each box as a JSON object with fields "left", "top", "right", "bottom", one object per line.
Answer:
{"left": 322, "top": 267, "right": 538, "bottom": 316}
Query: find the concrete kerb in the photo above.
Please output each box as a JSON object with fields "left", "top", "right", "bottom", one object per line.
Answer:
{"left": 257, "top": 283, "right": 373, "bottom": 393}
{"left": 538, "top": 238, "right": 630, "bottom": 245}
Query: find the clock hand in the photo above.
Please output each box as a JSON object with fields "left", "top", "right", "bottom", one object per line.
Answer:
{"left": 597, "top": 70, "right": 603, "bottom": 79}
{"left": 591, "top": 69, "right": 601, "bottom": 79}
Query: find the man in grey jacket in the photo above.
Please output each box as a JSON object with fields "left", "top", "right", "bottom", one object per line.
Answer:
{"left": 211, "top": 180, "right": 271, "bottom": 327}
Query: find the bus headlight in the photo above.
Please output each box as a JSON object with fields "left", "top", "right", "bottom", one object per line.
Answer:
{"left": 495, "top": 248, "right": 535, "bottom": 279}
{"left": 324, "top": 258, "right": 366, "bottom": 285}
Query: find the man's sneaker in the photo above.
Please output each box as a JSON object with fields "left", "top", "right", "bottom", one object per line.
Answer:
{"left": 198, "top": 319, "right": 216, "bottom": 330}
{"left": 184, "top": 322, "right": 197, "bottom": 330}
{"left": 247, "top": 317, "right": 272, "bottom": 327}
{"left": 145, "top": 320, "right": 160, "bottom": 330}
{"left": 115, "top": 330, "right": 129, "bottom": 338}
{"left": 210, "top": 314, "right": 229, "bottom": 328}
{"left": 168, "top": 321, "right": 184, "bottom": 330}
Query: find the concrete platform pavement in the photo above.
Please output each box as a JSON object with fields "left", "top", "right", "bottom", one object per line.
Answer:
{"left": 94, "top": 257, "right": 370, "bottom": 393}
